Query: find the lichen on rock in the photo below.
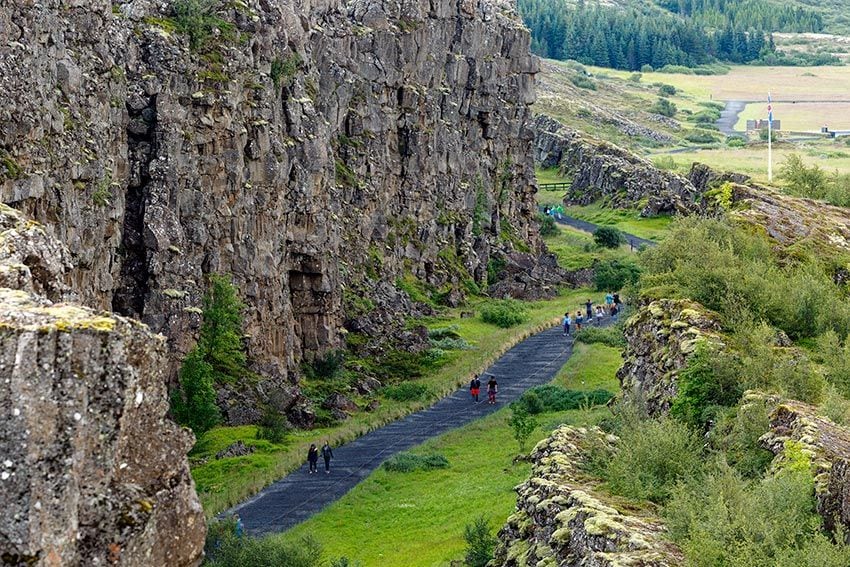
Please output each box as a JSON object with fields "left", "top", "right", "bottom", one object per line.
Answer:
{"left": 617, "top": 299, "right": 723, "bottom": 416}
{"left": 492, "top": 426, "right": 683, "bottom": 566}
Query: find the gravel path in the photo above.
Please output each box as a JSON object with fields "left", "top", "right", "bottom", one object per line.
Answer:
{"left": 226, "top": 319, "right": 614, "bottom": 535}
{"left": 548, "top": 211, "right": 657, "bottom": 249}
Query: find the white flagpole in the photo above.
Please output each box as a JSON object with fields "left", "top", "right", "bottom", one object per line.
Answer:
{"left": 767, "top": 92, "right": 773, "bottom": 182}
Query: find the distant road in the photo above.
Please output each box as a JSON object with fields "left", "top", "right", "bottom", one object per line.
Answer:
{"left": 717, "top": 101, "right": 747, "bottom": 135}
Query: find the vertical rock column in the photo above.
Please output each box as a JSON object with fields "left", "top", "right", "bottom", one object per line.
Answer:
{"left": 0, "top": 206, "right": 205, "bottom": 566}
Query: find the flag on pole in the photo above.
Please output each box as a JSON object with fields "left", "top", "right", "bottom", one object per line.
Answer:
{"left": 767, "top": 93, "right": 773, "bottom": 127}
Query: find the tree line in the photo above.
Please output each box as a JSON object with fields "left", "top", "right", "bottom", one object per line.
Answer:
{"left": 655, "top": 0, "right": 823, "bottom": 33}
{"left": 518, "top": 0, "right": 810, "bottom": 70}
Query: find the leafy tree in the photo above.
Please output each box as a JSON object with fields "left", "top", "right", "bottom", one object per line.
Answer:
{"left": 651, "top": 98, "right": 677, "bottom": 118}
{"left": 171, "top": 350, "right": 220, "bottom": 437}
{"left": 172, "top": 274, "right": 249, "bottom": 438}
{"left": 594, "top": 258, "right": 640, "bottom": 291}
{"left": 464, "top": 516, "right": 497, "bottom": 567}
{"left": 199, "top": 274, "right": 248, "bottom": 384}
{"left": 508, "top": 405, "right": 538, "bottom": 452}
{"left": 593, "top": 226, "right": 625, "bottom": 248}
{"left": 779, "top": 154, "right": 828, "bottom": 200}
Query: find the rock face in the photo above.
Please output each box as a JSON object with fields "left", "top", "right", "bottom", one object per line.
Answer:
{"left": 1, "top": 0, "right": 540, "bottom": 413}
{"left": 0, "top": 206, "right": 204, "bottom": 566}
{"left": 617, "top": 299, "right": 722, "bottom": 415}
{"left": 493, "top": 426, "right": 683, "bottom": 566}
{"left": 759, "top": 395, "right": 850, "bottom": 538}
{"left": 531, "top": 115, "right": 698, "bottom": 216}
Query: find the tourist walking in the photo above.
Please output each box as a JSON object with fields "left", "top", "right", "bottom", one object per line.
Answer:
{"left": 562, "top": 312, "right": 571, "bottom": 336}
{"left": 595, "top": 305, "right": 604, "bottom": 324}
{"left": 487, "top": 375, "right": 499, "bottom": 405}
{"left": 605, "top": 291, "right": 614, "bottom": 310}
{"left": 576, "top": 311, "right": 583, "bottom": 331}
{"left": 307, "top": 443, "right": 319, "bottom": 474}
{"left": 322, "top": 441, "right": 334, "bottom": 474}
{"left": 585, "top": 299, "right": 593, "bottom": 321}
{"left": 233, "top": 514, "right": 244, "bottom": 539}
{"left": 613, "top": 292, "right": 621, "bottom": 307}
{"left": 470, "top": 374, "right": 481, "bottom": 403}
{"left": 611, "top": 304, "right": 619, "bottom": 321}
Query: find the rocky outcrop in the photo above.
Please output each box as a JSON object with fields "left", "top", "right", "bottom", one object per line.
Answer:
{"left": 617, "top": 299, "right": 723, "bottom": 416}
{"left": 1, "top": 0, "right": 540, "bottom": 418}
{"left": 758, "top": 395, "right": 850, "bottom": 538}
{"left": 0, "top": 205, "right": 204, "bottom": 566}
{"left": 531, "top": 115, "right": 699, "bottom": 216}
{"left": 488, "top": 251, "right": 569, "bottom": 301}
{"left": 493, "top": 426, "right": 683, "bottom": 566}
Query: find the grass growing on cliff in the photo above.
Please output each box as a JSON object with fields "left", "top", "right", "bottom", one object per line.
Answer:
{"left": 274, "top": 343, "right": 620, "bottom": 565}
{"left": 193, "top": 288, "right": 606, "bottom": 517}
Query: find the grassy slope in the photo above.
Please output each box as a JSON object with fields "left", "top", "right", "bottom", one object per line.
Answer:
{"left": 194, "top": 288, "right": 612, "bottom": 517}
{"left": 277, "top": 343, "right": 623, "bottom": 566}
{"left": 562, "top": 203, "right": 673, "bottom": 242}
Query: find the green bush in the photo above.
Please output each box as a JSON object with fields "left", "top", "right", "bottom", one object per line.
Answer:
{"left": 172, "top": 0, "right": 235, "bottom": 51}
{"left": 381, "top": 382, "right": 431, "bottom": 401}
{"left": 726, "top": 136, "right": 746, "bottom": 147}
{"left": 538, "top": 212, "right": 558, "bottom": 237}
{"left": 375, "top": 349, "right": 429, "bottom": 382}
{"left": 382, "top": 451, "right": 449, "bottom": 472}
{"left": 481, "top": 299, "right": 528, "bottom": 328}
{"left": 650, "top": 97, "right": 677, "bottom": 117}
{"left": 593, "top": 226, "right": 625, "bottom": 249}
{"left": 658, "top": 84, "right": 677, "bottom": 96}
{"left": 605, "top": 417, "right": 703, "bottom": 503}
{"left": 205, "top": 532, "right": 322, "bottom": 567}
{"left": 652, "top": 155, "right": 677, "bottom": 170}
{"left": 670, "top": 341, "right": 743, "bottom": 428}
{"left": 593, "top": 258, "right": 640, "bottom": 291}
{"left": 628, "top": 72, "right": 642, "bottom": 82}
{"left": 256, "top": 408, "right": 289, "bottom": 444}
{"left": 464, "top": 516, "right": 497, "bottom": 567}
{"left": 570, "top": 74, "right": 596, "bottom": 90}
{"left": 710, "top": 400, "right": 774, "bottom": 479}
{"left": 574, "top": 325, "right": 626, "bottom": 348}
{"left": 508, "top": 405, "right": 538, "bottom": 452}
{"left": 304, "top": 350, "right": 344, "bottom": 381}
{"left": 665, "top": 462, "right": 850, "bottom": 567}
{"left": 685, "top": 130, "right": 719, "bottom": 144}
{"left": 171, "top": 350, "right": 220, "bottom": 437}
{"left": 516, "top": 385, "right": 614, "bottom": 414}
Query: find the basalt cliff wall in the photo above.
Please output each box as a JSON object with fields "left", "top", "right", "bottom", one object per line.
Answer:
{"left": 1, "top": 0, "right": 540, "bottom": 421}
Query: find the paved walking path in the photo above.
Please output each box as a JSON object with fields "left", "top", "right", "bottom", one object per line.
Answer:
{"left": 543, "top": 210, "right": 657, "bottom": 249}
{"left": 227, "top": 320, "right": 613, "bottom": 535}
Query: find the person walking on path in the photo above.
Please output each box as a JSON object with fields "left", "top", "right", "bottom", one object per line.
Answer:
{"left": 613, "top": 292, "right": 621, "bottom": 307}
{"left": 595, "top": 305, "right": 604, "bottom": 324}
{"left": 470, "top": 375, "right": 481, "bottom": 403}
{"left": 307, "top": 444, "right": 319, "bottom": 474}
{"left": 611, "top": 304, "right": 619, "bottom": 321}
{"left": 605, "top": 292, "right": 614, "bottom": 311}
{"left": 585, "top": 299, "right": 593, "bottom": 321}
{"left": 487, "top": 375, "right": 498, "bottom": 405}
{"left": 575, "top": 311, "right": 583, "bottom": 331}
{"left": 562, "top": 312, "right": 571, "bottom": 336}
{"left": 233, "top": 514, "right": 244, "bottom": 539}
{"left": 321, "top": 441, "right": 334, "bottom": 474}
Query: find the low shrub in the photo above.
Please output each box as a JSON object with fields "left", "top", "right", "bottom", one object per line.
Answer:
{"left": 574, "top": 325, "right": 626, "bottom": 348}
{"left": 381, "top": 382, "right": 431, "bottom": 402}
{"left": 650, "top": 98, "right": 677, "bottom": 117}
{"left": 670, "top": 341, "right": 743, "bottom": 429}
{"left": 658, "top": 84, "right": 677, "bottom": 96}
{"left": 665, "top": 461, "right": 850, "bottom": 567}
{"left": 605, "top": 417, "right": 703, "bottom": 503}
{"left": 570, "top": 74, "right": 597, "bottom": 90}
{"left": 481, "top": 299, "right": 528, "bottom": 328}
{"left": 709, "top": 400, "right": 774, "bottom": 479}
{"left": 593, "top": 258, "right": 640, "bottom": 291}
{"left": 538, "top": 212, "right": 559, "bottom": 237}
{"left": 516, "top": 385, "right": 614, "bottom": 414}
{"left": 255, "top": 408, "right": 289, "bottom": 444}
{"left": 685, "top": 131, "right": 719, "bottom": 144}
{"left": 464, "top": 516, "right": 497, "bottom": 567}
{"left": 382, "top": 451, "right": 449, "bottom": 472}
{"left": 205, "top": 530, "right": 321, "bottom": 567}
{"left": 593, "top": 226, "right": 625, "bottom": 249}
{"left": 508, "top": 405, "right": 538, "bottom": 452}
{"left": 726, "top": 136, "right": 746, "bottom": 147}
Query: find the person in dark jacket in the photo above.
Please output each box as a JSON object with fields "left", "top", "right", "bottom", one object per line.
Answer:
{"left": 321, "top": 441, "right": 334, "bottom": 474}
{"left": 307, "top": 443, "right": 319, "bottom": 474}
{"left": 487, "top": 375, "right": 498, "bottom": 405}
{"left": 470, "top": 375, "right": 481, "bottom": 402}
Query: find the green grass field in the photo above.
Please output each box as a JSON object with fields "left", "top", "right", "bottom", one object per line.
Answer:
{"left": 562, "top": 203, "right": 673, "bottom": 242}
{"left": 193, "top": 288, "right": 614, "bottom": 517}
{"left": 734, "top": 101, "right": 850, "bottom": 132}
{"left": 276, "top": 343, "right": 622, "bottom": 566}
{"left": 542, "top": 223, "right": 637, "bottom": 271}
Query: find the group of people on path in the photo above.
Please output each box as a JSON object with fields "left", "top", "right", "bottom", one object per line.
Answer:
{"left": 562, "top": 292, "right": 622, "bottom": 336}
{"left": 469, "top": 373, "right": 498, "bottom": 404}
{"left": 307, "top": 441, "right": 334, "bottom": 474}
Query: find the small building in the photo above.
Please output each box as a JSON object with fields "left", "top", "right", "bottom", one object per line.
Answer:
{"left": 746, "top": 119, "right": 781, "bottom": 131}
